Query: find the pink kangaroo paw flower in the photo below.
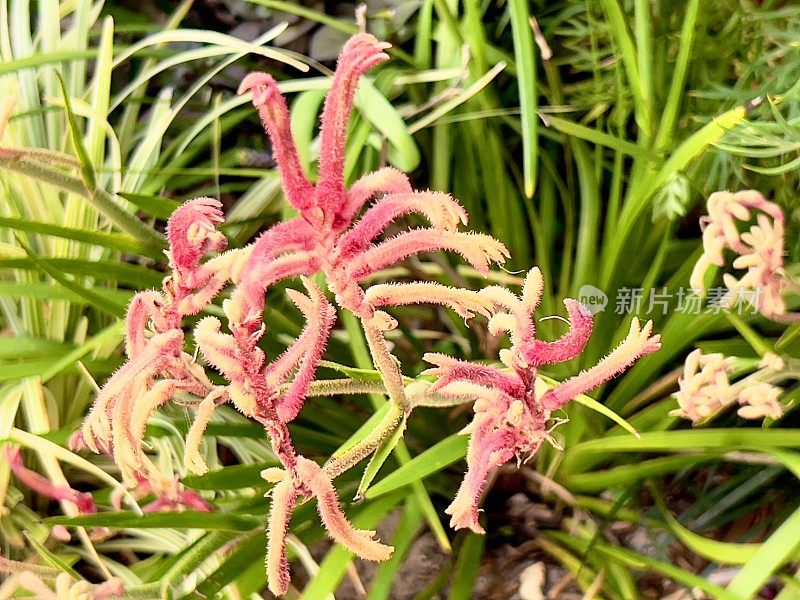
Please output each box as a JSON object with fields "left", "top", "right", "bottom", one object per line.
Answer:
{"left": 337, "top": 166, "right": 412, "bottom": 229}
{"left": 348, "top": 229, "right": 509, "bottom": 280}
{"left": 266, "top": 475, "right": 298, "bottom": 597}
{"left": 296, "top": 457, "right": 393, "bottom": 561}
{"left": 195, "top": 317, "right": 269, "bottom": 417}
{"left": 6, "top": 446, "right": 96, "bottom": 514}
{"left": 239, "top": 73, "right": 315, "bottom": 212}
{"left": 230, "top": 251, "right": 321, "bottom": 340}
{"left": 177, "top": 249, "right": 251, "bottom": 315}
{"left": 125, "top": 290, "right": 166, "bottom": 358}
{"left": 124, "top": 379, "right": 189, "bottom": 476}
{"left": 365, "top": 282, "right": 494, "bottom": 321}
{"left": 270, "top": 279, "right": 336, "bottom": 423}
{"left": 111, "top": 379, "right": 151, "bottom": 486}
{"left": 316, "top": 34, "right": 391, "bottom": 217}
{"left": 422, "top": 353, "right": 525, "bottom": 397}
{"left": 522, "top": 300, "right": 594, "bottom": 367}
{"left": 446, "top": 429, "right": 515, "bottom": 533}
{"left": 184, "top": 387, "right": 229, "bottom": 475}
{"left": 337, "top": 191, "right": 469, "bottom": 258}
{"left": 541, "top": 318, "right": 661, "bottom": 411}
{"left": 82, "top": 330, "right": 183, "bottom": 455}
{"left": 246, "top": 218, "right": 316, "bottom": 266}
{"left": 521, "top": 266, "right": 545, "bottom": 315}
{"left": 195, "top": 317, "right": 251, "bottom": 381}
{"left": 166, "top": 198, "right": 227, "bottom": 282}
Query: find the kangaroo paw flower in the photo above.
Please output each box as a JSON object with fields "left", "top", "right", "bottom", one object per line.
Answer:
{"left": 691, "top": 190, "right": 794, "bottom": 320}
{"left": 316, "top": 34, "right": 391, "bottom": 216}
{"left": 365, "top": 282, "right": 495, "bottom": 321}
{"left": 348, "top": 229, "right": 509, "bottom": 280}
{"left": 265, "top": 474, "right": 297, "bottom": 597}
{"left": 6, "top": 446, "right": 96, "bottom": 514}
{"left": 426, "top": 269, "right": 659, "bottom": 532}
{"left": 269, "top": 278, "right": 336, "bottom": 423}
{"left": 239, "top": 73, "right": 315, "bottom": 212}
{"left": 337, "top": 191, "right": 468, "bottom": 258}
{"left": 296, "top": 457, "right": 393, "bottom": 561}
{"left": 541, "top": 317, "right": 660, "bottom": 411}
{"left": 167, "top": 197, "right": 227, "bottom": 283}
{"left": 337, "top": 166, "right": 412, "bottom": 228}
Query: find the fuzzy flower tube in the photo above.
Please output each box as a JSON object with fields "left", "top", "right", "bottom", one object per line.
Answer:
{"left": 58, "top": 33, "right": 660, "bottom": 596}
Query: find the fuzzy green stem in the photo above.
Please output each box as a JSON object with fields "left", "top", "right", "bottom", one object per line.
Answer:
{"left": 363, "top": 319, "right": 408, "bottom": 411}
{"left": 324, "top": 402, "right": 404, "bottom": 479}
{"left": 0, "top": 155, "right": 165, "bottom": 247}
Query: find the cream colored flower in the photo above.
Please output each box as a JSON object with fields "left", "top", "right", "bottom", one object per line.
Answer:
{"left": 737, "top": 382, "right": 783, "bottom": 420}
{"left": 670, "top": 349, "right": 737, "bottom": 422}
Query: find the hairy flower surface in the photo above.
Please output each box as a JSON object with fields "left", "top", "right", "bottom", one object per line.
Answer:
{"left": 424, "top": 268, "right": 661, "bottom": 532}
{"left": 691, "top": 190, "right": 796, "bottom": 320}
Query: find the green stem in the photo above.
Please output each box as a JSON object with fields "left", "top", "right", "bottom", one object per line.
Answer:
{"left": 0, "top": 156, "right": 165, "bottom": 247}
{"left": 724, "top": 311, "right": 773, "bottom": 356}
{"left": 324, "top": 403, "right": 404, "bottom": 479}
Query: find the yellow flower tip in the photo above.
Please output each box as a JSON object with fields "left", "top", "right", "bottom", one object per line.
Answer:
{"left": 522, "top": 267, "right": 544, "bottom": 312}
{"left": 370, "top": 310, "right": 398, "bottom": 331}
{"left": 261, "top": 467, "right": 286, "bottom": 483}
{"left": 445, "top": 496, "right": 485, "bottom": 534}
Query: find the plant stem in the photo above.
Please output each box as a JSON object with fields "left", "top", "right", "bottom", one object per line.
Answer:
{"left": 0, "top": 155, "right": 165, "bottom": 247}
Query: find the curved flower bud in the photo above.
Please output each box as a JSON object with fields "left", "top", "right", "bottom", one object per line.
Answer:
{"left": 317, "top": 34, "right": 391, "bottom": 217}
{"left": 337, "top": 166, "right": 412, "bottom": 229}
{"left": 296, "top": 456, "right": 393, "bottom": 561}
{"left": 125, "top": 291, "right": 166, "bottom": 358}
{"left": 269, "top": 279, "right": 337, "bottom": 423}
{"left": 348, "top": 229, "right": 509, "bottom": 280}
{"left": 265, "top": 475, "right": 298, "bottom": 597}
{"left": 6, "top": 446, "right": 96, "bottom": 514}
{"left": 337, "top": 191, "right": 468, "bottom": 258}
{"left": 521, "top": 299, "right": 594, "bottom": 367}
{"left": 446, "top": 428, "right": 516, "bottom": 533}
{"left": 239, "top": 73, "right": 315, "bottom": 212}
{"left": 365, "top": 282, "right": 495, "bottom": 321}
{"left": 541, "top": 318, "right": 661, "bottom": 411}
{"left": 166, "top": 197, "right": 226, "bottom": 282}
{"left": 422, "top": 353, "right": 524, "bottom": 397}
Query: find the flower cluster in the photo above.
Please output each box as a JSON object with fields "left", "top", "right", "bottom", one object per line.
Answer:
{"left": 675, "top": 190, "right": 799, "bottom": 424}
{"left": 690, "top": 190, "right": 797, "bottom": 321}
{"left": 424, "top": 268, "right": 660, "bottom": 532}
{"left": 670, "top": 349, "right": 786, "bottom": 422}
{"left": 49, "top": 33, "right": 660, "bottom": 596}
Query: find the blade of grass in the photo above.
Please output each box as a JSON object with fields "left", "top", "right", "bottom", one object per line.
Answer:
{"left": 507, "top": 0, "right": 537, "bottom": 197}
